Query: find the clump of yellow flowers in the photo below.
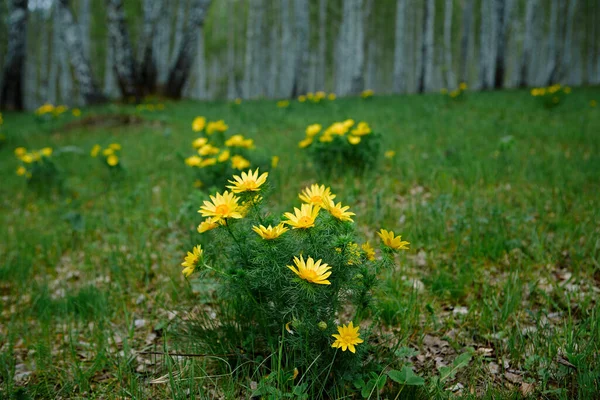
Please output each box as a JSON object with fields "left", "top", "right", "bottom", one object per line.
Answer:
{"left": 14, "top": 146, "right": 62, "bottom": 193}
{"left": 299, "top": 120, "right": 381, "bottom": 177}
{"left": 297, "top": 91, "right": 334, "bottom": 104}
{"left": 185, "top": 116, "right": 274, "bottom": 189}
{"left": 91, "top": 143, "right": 123, "bottom": 169}
{"left": 530, "top": 84, "right": 570, "bottom": 108}
{"left": 441, "top": 82, "right": 468, "bottom": 101}
{"left": 180, "top": 169, "right": 409, "bottom": 387}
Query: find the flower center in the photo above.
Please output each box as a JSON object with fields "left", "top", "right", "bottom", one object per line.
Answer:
{"left": 302, "top": 269, "right": 318, "bottom": 281}
{"left": 310, "top": 195, "right": 322, "bottom": 204}
{"left": 298, "top": 216, "right": 313, "bottom": 226}
{"left": 243, "top": 180, "right": 257, "bottom": 190}
{"left": 215, "top": 204, "right": 230, "bottom": 215}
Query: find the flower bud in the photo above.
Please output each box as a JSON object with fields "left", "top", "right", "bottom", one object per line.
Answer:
{"left": 318, "top": 321, "right": 327, "bottom": 331}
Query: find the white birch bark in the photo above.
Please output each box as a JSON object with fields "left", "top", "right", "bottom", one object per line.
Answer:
{"left": 156, "top": 2, "right": 173, "bottom": 85}
{"left": 519, "top": 0, "right": 537, "bottom": 86}
{"left": 443, "top": 0, "right": 455, "bottom": 89}
{"left": 561, "top": 0, "right": 578, "bottom": 82}
{"left": 293, "top": 0, "right": 310, "bottom": 95}
{"left": 392, "top": 0, "right": 406, "bottom": 92}
{"left": 279, "top": 0, "right": 294, "bottom": 97}
{"left": 543, "top": 0, "right": 558, "bottom": 84}
{"left": 267, "top": 0, "right": 279, "bottom": 97}
{"left": 47, "top": 4, "right": 60, "bottom": 104}
{"left": 317, "top": 0, "right": 327, "bottom": 91}
{"left": 586, "top": 4, "right": 597, "bottom": 84}
{"left": 418, "top": 0, "right": 434, "bottom": 92}
{"left": 103, "top": 34, "right": 118, "bottom": 97}
{"left": 243, "top": 0, "right": 257, "bottom": 98}
{"left": 226, "top": 0, "right": 236, "bottom": 99}
{"left": 195, "top": 26, "right": 206, "bottom": 99}
{"left": 493, "top": 0, "right": 512, "bottom": 88}
{"left": 79, "top": 0, "right": 90, "bottom": 60}
{"left": 171, "top": 0, "right": 186, "bottom": 67}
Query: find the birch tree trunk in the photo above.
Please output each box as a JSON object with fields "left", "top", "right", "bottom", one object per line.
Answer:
{"left": 226, "top": 0, "right": 236, "bottom": 99}
{"left": 156, "top": 3, "right": 173, "bottom": 85}
{"left": 194, "top": 26, "right": 206, "bottom": 99}
{"left": 267, "top": 0, "right": 280, "bottom": 97}
{"left": 164, "top": 0, "right": 212, "bottom": 99}
{"left": 392, "top": 0, "right": 406, "bottom": 92}
{"left": 561, "top": 0, "right": 578, "bottom": 82}
{"left": 494, "top": 0, "right": 511, "bottom": 88}
{"left": 138, "top": 0, "right": 162, "bottom": 95}
{"left": 586, "top": 3, "right": 596, "bottom": 84}
{"left": 107, "top": 0, "right": 137, "bottom": 98}
{"left": 543, "top": 0, "right": 558, "bottom": 85}
{"left": 38, "top": 12, "right": 50, "bottom": 104}
{"left": 0, "top": 0, "right": 28, "bottom": 111}
{"left": 519, "top": 0, "right": 537, "bottom": 87}
{"left": 103, "top": 34, "right": 118, "bottom": 97}
{"left": 57, "top": 0, "right": 104, "bottom": 104}
{"left": 279, "top": 0, "right": 294, "bottom": 97}
{"left": 293, "top": 0, "right": 310, "bottom": 96}
{"left": 443, "top": 0, "right": 455, "bottom": 89}
{"left": 243, "top": 0, "right": 257, "bottom": 98}
{"left": 171, "top": 0, "right": 186, "bottom": 67}
{"left": 79, "top": 0, "right": 91, "bottom": 60}
{"left": 418, "top": 0, "right": 434, "bottom": 93}
{"left": 459, "top": 0, "right": 474, "bottom": 84}
{"left": 317, "top": 0, "right": 327, "bottom": 91}
{"left": 48, "top": 5, "right": 60, "bottom": 104}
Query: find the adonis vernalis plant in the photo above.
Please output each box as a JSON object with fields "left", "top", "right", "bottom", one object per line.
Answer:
{"left": 14, "top": 146, "right": 62, "bottom": 194}
{"left": 299, "top": 120, "right": 381, "bottom": 177}
{"left": 180, "top": 169, "right": 409, "bottom": 393}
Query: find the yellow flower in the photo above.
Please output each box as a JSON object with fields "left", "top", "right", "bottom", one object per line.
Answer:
{"left": 385, "top": 150, "right": 396, "bottom": 159}
{"left": 194, "top": 179, "right": 203, "bottom": 188}
{"left": 200, "top": 157, "right": 217, "bottom": 167}
{"left": 40, "top": 147, "right": 52, "bottom": 157}
{"left": 327, "top": 201, "right": 355, "bottom": 222}
{"left": 306, "top": 92, "right": 314, "bottom": 100}
{"left": 361, "top": 89, "right": 374, "bottom": 98}
{"left": 252, "top": 223, "right": 289, "bottom": 240}
{"left": 108, "top": 143, "right": 120, "bottom": 151}
{"left": 35, "top": 103, "right": 54, "bottom": 115}
{"left": 287, "top": 255, "right": 331, "bottom": 285}
{"left": 271, "top": 155, "right": 279, "bottom": 168}
{"left": 54, "top": 105, "right": 68, "bottom": 115}
{"left": 90, "top": 144, "right": 101, "bottom": 157}
{"left": 107, "top": 154, "right": 119, "bottom": 166}
{"left": 185, "top": 155, "right": 202, "bottom": 167}
{"left": 563, "top": 86, "right": 571, "bottom": 94}
{"left": 181, "top": 245, "right": 203, "bottom": 277}
{"left": 450, "top": 89, "right": 460, "bottom": 98}
{"left": 16, "top": 166, "right": 27, "bottom": 176}
{"left": 227, "top": 168, "right": 268, "bottom": 193}
{"left": 234, "top": 98, "right": 242, "bottom": 104}
{"left": 277, "top": 100, "right": 290, "bottom": 108}
{"left": 351, "top": 121, "right": 371, "bottom": 136}
{"left": 197, "top": 219, "right": 219, "bottom": 233}
{"left": 14, "top": 147, "right": 27, "bottom": 157}
{"left": 198, "top": 144, "right": 220, "bottom": 156}
{"left": 21, "top": 153, "right": 34, "bottom": 163}
{"left": 328, "top": 93, "right": 336, "bottom": 100}
{"left": 530, "top": 88, "right": 538, "bottom": 96}
{"left": 348, "top": 135, "right": 361, "bottom": 145}
{"left": 538, "top": 88, "right": 546, "bottom": 96}
{"left": 298, "top": 95, "right": 307, "bottom": 102}
{"left": 362, "top": 242, "right": 375, "bottom": 260}
{"left": 231, "top": 155, "right": 251, "bottom": 170}
{"left": 331, "top": 322, "right": 364, "bottom": 353}
{"left": 319, "top": 134, "right": 334, "bottom": 143}
{"left": 459, "top": 82, "right": 468, "bottom": 91}
{"left": 299, "top": 184, "right": 336, "bottom": 207}
{"left": 326, "top": 122, "right": 348, "bottom": 135}
{"left": 284, "top": 203, "right": 320, "bottom": 229}
{"left": 192, "top": 137, "right": 208, "bottom": 149}
{"left": 241, "top": 138, "right": 254, "bottom": 149}
{"left": 377, "top": 229, "right": 410, "bottom": 250}
{"left": 103, "top": 148, "right": 114, "bottom": 156}
{"left": 206, "top": 120, "right": 228, "bottom": 134}
{"left": 218, "top": 150, "right": 230, "bottom": 162}
{"left": 590, "top": 100, "right": 597, "bottom": 108}
{"left": 225, "top": 134, "right": 247, "bottom": 147}
{"left": 199, "top": 191, "right": 244, "bottom": 222}
{"left": 305, "top": 124, "right": 322, "bottom": 137}
{"left": 298, "top": 137, "right": 313, "bottom": 148}
{"left": 192, "top": 116, "right": 206, "bottom": 132}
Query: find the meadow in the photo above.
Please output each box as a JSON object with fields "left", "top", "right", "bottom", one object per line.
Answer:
{"left": 1, "top": 88, "right": 599, "bottom": 399}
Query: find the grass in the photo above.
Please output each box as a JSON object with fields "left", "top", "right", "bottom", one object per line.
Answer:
{"left": 1, "top": 88, "right": 599, "bottom": 399}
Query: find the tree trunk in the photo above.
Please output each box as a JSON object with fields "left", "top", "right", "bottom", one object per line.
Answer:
{"left": 494, "top": 0, "right": 511, "bottom": 88}
{"left": 156, "top": 2, "right": 173, "bottom": 85}
{"left": 561, "top": 0, "right": 578, "bottom": 82}
{"left": 267, "top": 0, "right": 280, "bottom": 97}
{"left": 48, "top": 4, "right": 60, "bottom": 104}
{"left": 171, "top": 0, "right": 186, "bottom": 67}
{"left": 244, "top": 0, "right": 258, "bottom": 98}
{"left": 279, "top": 0, "right": 294, "bottom": 97}
{"left": 164, "top": 0, "right": 212, "bottom": 99}
{"left": 418, "top": 0, "right": 434, "bottom": 93}
{"left": 519, "top": 0, "right": 537, "bottom": 87}
{"left": 137, "top": 0, "right": 162, "bottom": 95}
{"left": 57, "top": 0, "right": 105, "bottom": 105}
{"left": 443, "top": 0, "right": 455, "bottom": 89}
{"left": 79, "top": 0, "right": 91, "bottom": 60}
{"left": 0, "top": 0, "right": 28, "bottom": 111}
{"left": 459, "top": 0, "right": 474, "bottom": 84}
{"left": 226, "top": 0, "right": 236, "bottom": 99}
{"left": 293, "top": 0, "right": 310, "bottom": 96}
{"left": 103, "top": 33, "right": 118, "bottom": 97}
{"left": 317, "top": 0, "right": 327, "bottom": 91}
{"left": 392, "top": 0, "right": 406, "bottom": 92}
{"left": 107, "top": 0, "right": 137, "bottom": 99}
{"left": 543, "top": 0, "right": 558, "bottom": 85}
{"left": 194, "top": 26, "right": 206, "bottom": 99}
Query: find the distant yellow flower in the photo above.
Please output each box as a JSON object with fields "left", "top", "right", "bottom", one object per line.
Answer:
{"left": 72, "top": 108, "right": 81, "bottom": 116}
{"left": 225, "top": 134, "right": 249, "bottom": 147}
{"left": 109, "top": 143, "right": 121, "bottom": 151}
{"left": 319, "top": 134, "right": 334, "bottom": 143}
{"left": 35, "top": 103, "right": 54, "bottom": 115}
{"left": 102, "top": 148, "right": 114, "bottom": 156}
{"left": 218, "top": 150, "right": 230, "bottom": 162}
{"left": 194, "top": 179, "right": 203, "bottom": 188}
{"left": 563, "top": 86, "right": 571, "bottom": 94}
{"left": 21, "top": 153, "right": 34, "bottom": 163}
{"left": 328, "top": 93, "right": 336, "bottom": 100}
{"left": 199, "top": 191, "right": 244, "bottom": 222}
{"left": 40, "top": 147, "right": 52, "bottom": 157}
{"left": 327, "top": 201, "right": 355, "bottom": 222}
{"left": 181, "top": 245, "right": 203, "bottom": 277}
{"left": 590, "top": 100, "right": 597, "bottom": 108}
{"left": 459, "top": 82, "right": 468, "bottom": 91}
{"left": 277, "top": 100, "right": 290, "bottom": 108}
{"left": 107, "top": 154, "right": 119, "bottom": 166}
{"left": 306, "top": 92, "right": 314, "bottom": 100}
{"left": 54, "top": 105, "right": 68, "bottom": 115}
{"left": 227, "top": 168, "right": 268, "bottom": 193}
{"left": 231, "top": 155, "right": 251, "bottom": 170}
{"left": 157, "top": 104, "right": 165, "bottom": 110}
{"left": 299, "top": 137, "right": 313, "bottom": 148}
{"left": 206, "top": 120, "right": 228, "bottom": 134}
{"left": 197, "top": 219, "right": 219, "bottom": 233}
{"left": 198, "top": 144, "right": 220, "bottom": 156}
{"left": 299, "top": 184, "right": 336, "bottom": 207}
{"left": 192, "top": 116, "right": 206, "bottom": 132}
{"left": 241, "top": 138, "right": 254, "bottom": 149}
{"left": 348, "top": 135, "right": 361, "bottom": 145}
{"left": 200, "top": 157, "right": 217, "bottom": 167}
{"left": 351, "top": 121, "right": 371, "bottom": 136}
{"left": 450, "top": 90, "right": 460, "bottom": 98}
{"left": 331, "top": 322, "right": 363, "bottom": 353}
{"left": 185, "top": 155, "right": 202, "bottom": 167}
{"left": 90, "top": 144, "right": 101, "bottom": 157}
{"left": 287, "top": 255, "right": 331, "bottom": 285}
{"left": 385, "top": 150, "right": 396, "bottom": 159}
{"left": 361, "top": 89, "right": 374, "bottom": 98}
{"left": 14, "top": 147, "right": 27, "bottom": 157}
{"left": 16, "top": 166, "right": 27, "bottom": 176}
{"left": 538, "top": 88, "right": 546, "bottom": 96}
{"left": 298, "top": 95, "right": 306, "bottom": 102}
{"left": 327, "top": 122, "right": 348, "bottom": 135}
{"left": 377, "top": 229, "right": 410, "bottom": 250}
{"left": 252, "top": 223, "right": 289, "bottom": 240}
{"left": 192, "top": 137, "right": 208, "bottom": 148}
{"left": 284, "top": 203, "right": 320, "bottom": 229}
{"left": 343, "top": 119, "right": 355, "bottom": 129}
{"left": 271, "top": 156, "right": 279, "bottom": 168}
{"left": 362, "top": 242, "right": 375, "bottom": 260}
{"left": 305, "top": 124, "right": 322, "bottom": 137}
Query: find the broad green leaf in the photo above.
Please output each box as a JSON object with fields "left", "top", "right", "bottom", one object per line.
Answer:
{"left": 387, "top": 366, "right": 425, "bottom": 386}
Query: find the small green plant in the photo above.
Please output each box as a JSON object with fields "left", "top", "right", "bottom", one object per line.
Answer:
{"left": 530, "top": 84, "right": 571, "bottom": 108}
{"left": 180, "top": 170, "right": 410, "bottom": 395}
{"left": 13, "top": 146, "right": 62, "bottom": 194}
{"left": 90, "top": 143, "right": 124, "bottom": 174}
{"left": 441, "top": 82, "right": 468, "bottom": 103}
{"left": 298, "top": 120, "right": 382, "bottom": 177}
